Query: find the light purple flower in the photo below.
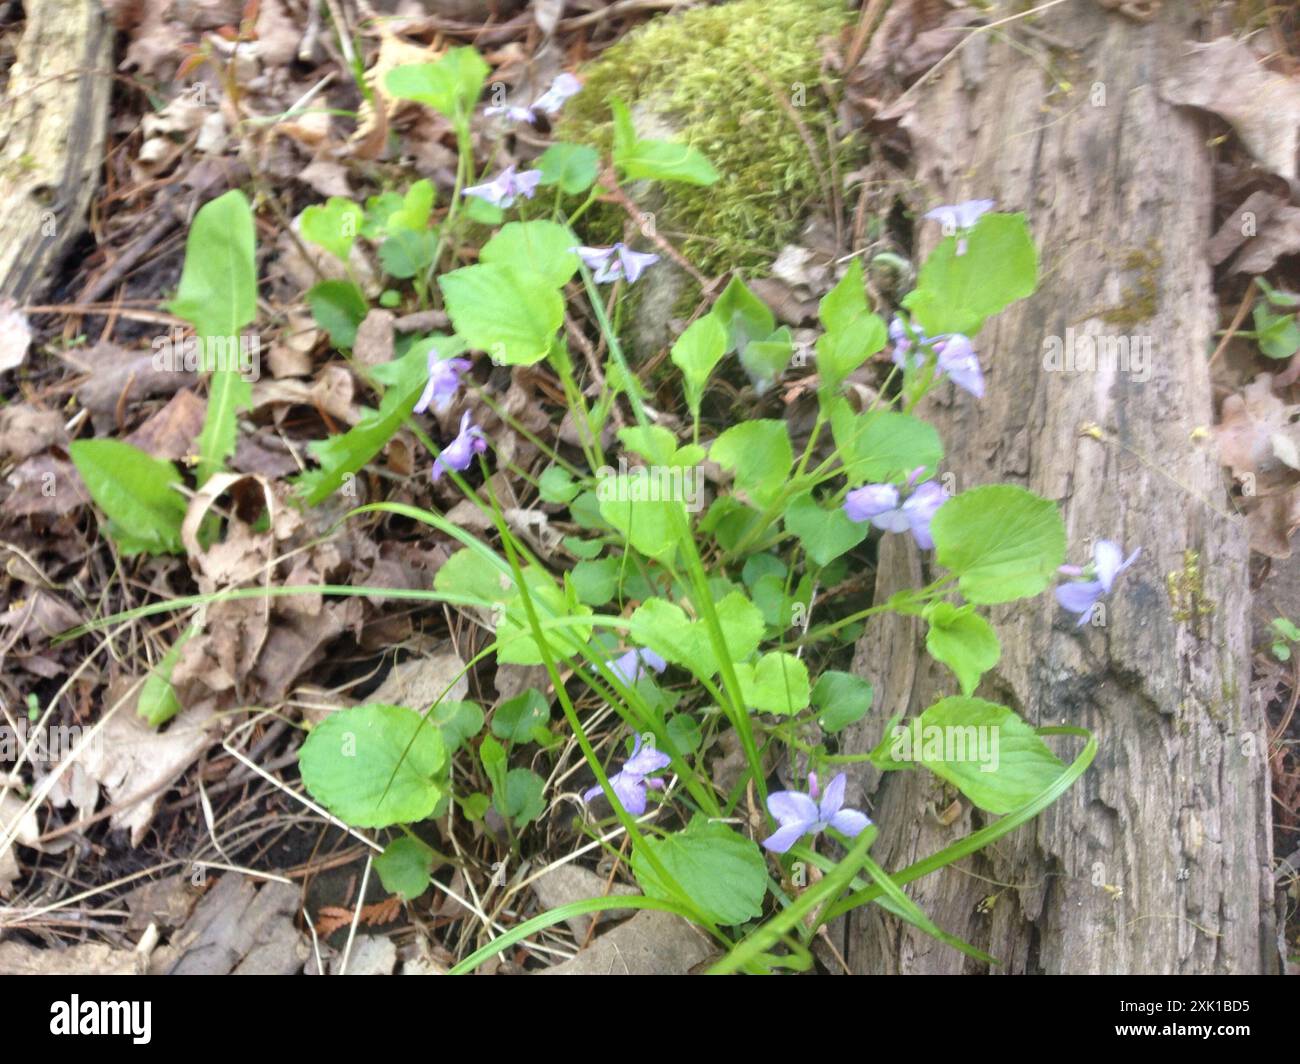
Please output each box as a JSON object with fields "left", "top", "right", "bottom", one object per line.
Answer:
{"left": 609, "top": 646, "right": 668, "bottom": 686}
{"left": 432, "top": 411, "right": 487, "bottom": 480}
{"left": 485, "top": 73, "right": 582, "bottom": 125}
{"left": 935, "top": 334, "right": 984, "bottom": 398}
{"left": 1055, "top": 539, "right": 1141, "bottom": 627}
{"left": 890, "top": 315, "right": 926, "bottom": 371}
{"left": 924, "top": 199, "right": 996, "bottom": 233}
{"left": 413, "top": 351, "right": 471, "bottom": 416}
{"left": 762, "top": 772, "right": 870, "bottom": 854}
{"left": 844, "top": 471, "right": 947, "bottom": 549}
{"left": 898, "top": 481, "right": 946, "bottom": 549}
{"left": 889, "top": 315, "right": 982, "bottom": 398}
{"left": 532, "top": 73, "right": 582, "bottom": 116}
{"left": 573, "top": 243, "right": 660, "bottom": 285}
{"left": 582, "top": 734, "right": 672, "bottom": 815}
{"left": 924, "top": 199, "right": 995, "bottom": 255}
{"left": 463, "top": 165, "right": 542, "bottom": 209}
{"left": 844, "top": 483, "right": 903, "bottom": 529}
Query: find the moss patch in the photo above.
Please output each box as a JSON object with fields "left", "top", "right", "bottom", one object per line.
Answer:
{"left": 558, "top": 0, "right": 854, "bottom": 276}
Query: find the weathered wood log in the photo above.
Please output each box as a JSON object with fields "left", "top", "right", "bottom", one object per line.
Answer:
{"left": 840, "top": 4, "right": 1278, "bottom": 974}
{"left": 0, "top": 0, "right": 113, "bottom": 302}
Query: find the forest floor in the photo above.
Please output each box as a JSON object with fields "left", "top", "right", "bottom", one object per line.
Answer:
{"left": 0, "top": 0, "right": 1298, "bottom": 975}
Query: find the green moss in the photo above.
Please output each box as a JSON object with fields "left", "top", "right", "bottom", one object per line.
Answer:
{"left": 1166, "top": 549, "right": 1214, "bottom": 638}
{"left": 1100, "top": 243, "right": 1162, "bottom": 328}
{"left": 557, "top": 0, "right": 854, "bottom": 276}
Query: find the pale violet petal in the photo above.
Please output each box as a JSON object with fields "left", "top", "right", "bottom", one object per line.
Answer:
{"left": 611, "top": 771, "right": 648, "bottom": 815}
{"left": 1056, "top": 579, "right": 1102, "bottom": 614}
{"left": 844, "top": 483, "right": 900, "bottom": 524}
{"left": 767, "top": 790, "right": 819, "bottom": 827}
{"left": 819, "top": 772, "right": 848, "bottom": 818}
{"left": 828, "top": 809, "right": 871, "bottom": 837}
{"left": 1093, "top": 539, "right": 1124, "bottom": 590}
{"left": 762, "top": 820, "right": 815, "bottom": 854}
{"left": 617, "top": 246, "right": 660, "bottom": 284}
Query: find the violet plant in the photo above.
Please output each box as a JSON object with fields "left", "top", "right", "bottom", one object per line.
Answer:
{"left": 71, "top": 46, "right": 1111, "bottom": 973}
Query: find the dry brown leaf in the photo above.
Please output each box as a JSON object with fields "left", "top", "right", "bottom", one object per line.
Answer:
{"left": 1161, "top": 37, "right": 1300, "bottom": 183}
{"left": 0, "top": 940, "right": 143, "bottom": 975}
{"left": 80, "top": 699, "right": 218, "bottom": 846}
{"left": 298, "top": 157, "right": 353, "bottom": 197}
{"left": 1246, "top": 489, "right": 1300, "bottom": 559}
{"left": 124, "top": 389, "right": 207, "bottom": 461}
{"left": 1213, "top": 374, "right": 1300, "bottom": 492}
{"left": 182, "top": 473, "right": 278, "bottom": 590}
{"left": 353, "top": 33, "right": 441, "bottom": 161}
{"left": 0, "top": 405, "right": 66, "bottom": 462}
{"left": 69, "top": 343, "right": 195, "bottom": 432}
{"left": 3, "top": 455, "right": 89, "bottom": 516}
{"left": 253, "top": 599, "right": 361, "bottom": 704}
{"left": 367, "top": 647, "right": 470, "bottom": 711}
{"left": 354, "top": 309, "right": 396, "bottom": 368}
{"left": 0, "top": 300, "right": 33, "bottom": 373}
{"left": 1232, "top": 206, "right": 1300, "bottom": 275}
{"left": 255, "top": 0, "right": 300, "bottom": 68}
{"left": 120, "top": 5, "right": 186, "bottom": 80}
{"left": 1207, "top": 190, "right": 1284, "bottom": 266}
{"left": 0, "top": 590, "right": 82, "bottom": 642}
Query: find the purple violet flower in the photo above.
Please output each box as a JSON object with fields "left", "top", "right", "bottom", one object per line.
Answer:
{"left": 1055, "top": 539, "right": 1141, "bottom": 627}
{"left": 762, "top": 772, "right": 871, "bottom": 854}
{"left": 573, "top": 243, "right": 660, "bottom": 285}
{"left": 935, "top": 334, "right": 984, "bottom": 399}
{"left": 432, "top": 411, "right": 487, "bottom": 481}
{"left": 532, "top": 72, "right": 582, "bottom": 117}
{"left": 413, "top": 351, "right": 471, "bottom": 416}
{"left": 924, "top": 199, "right": 996, "bottom": 231}
{"left": 924, "top": 199, "right": 995, "bottom": 255}
{"left": 582, "top": 734, "right": 672, "bottom": 815}
{"left": 609, "top": 647, "right": 669, "bottom": 686}
{"left": 463, "top": 165, "right": 542, "bottom": 209}
{"left": 889, "top": 315, "right": 925, "bottom": 371}
{"left": 889, "top": 315, "right": 982, "bottom": 398}
{"left": 844, "top": 469, "right": 947, "bottom": 549}
{"left": 485, "top": 73, "right": 583, "bottom": 125}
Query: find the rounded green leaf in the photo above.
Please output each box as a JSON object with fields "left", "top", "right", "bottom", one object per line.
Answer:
{"left": 734, "top": 651, "right": 810, "bottom": 716}
{"left": 900, "top": 697, "right": 1064, "bottom": 814}
{"left": 930, "top": 485, "right": 1066, "bottom": 605}
{"left": 812, "top": 670, "right": 874, "bottom": 733}
{"left": 299, "top": 704, "right": 446, "bottom": 828}
{"left": 384, "top": 48, "right": 489, "bottom": 126}
{"left": 710, "top": 420, "right": 793, "bottom": 507}
{"left": 537, "top": 142, "right": 600, "bottom": 195}
{"left": 904, "top": 212, "right": 1038, "bottom": 337}
{"left": 829, "top": 399, "right": 943, "bottom": 483}
{"left": 631, "top": 818, "right": 767, "bottom": 926}
{"left": 783, "top": 490, "right": 869, "bottom": 566}
{"left": 438, "top": 263, "right": 564, "bottom": 365}
{"left": 598, "top": 483, "right": 686, "bottom": 562}
{"left": 924, "top": 602, "right": 1001, "bottom": 696}
{"left": 481, "top": 221, "right": 580, "bottom": 288}
{"left": 495, "top": 768, "right": 546, "bottom": 827}
{"left": 301, "top": 197, "right": 363, "bottom": 264}
{"left": 307, "top": 280, "right": 369, "bottom": 349}
{"left": 491, "top": 689, "right": 550, "bottom": 743}
{"left": 431, "top": 700, "right": 484, "bottom": 753}
{"left": 374, "top": 836, "right": 436, "bottom": 901}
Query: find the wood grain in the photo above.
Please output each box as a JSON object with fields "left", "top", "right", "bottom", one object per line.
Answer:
{"left": 840, "top": 3, "right": 1278, "bottom": 974}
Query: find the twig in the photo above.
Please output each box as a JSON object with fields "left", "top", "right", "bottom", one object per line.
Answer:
{"left": 1209, "top": 278, "right": 1256, "bottom": 367}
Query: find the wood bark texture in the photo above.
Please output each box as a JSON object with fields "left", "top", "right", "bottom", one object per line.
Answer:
{"left": 840, "top": 3, "right": 1278, "bottom": 974}
{"left": 0, "top": 0, "right": 113, "bottom": 302}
